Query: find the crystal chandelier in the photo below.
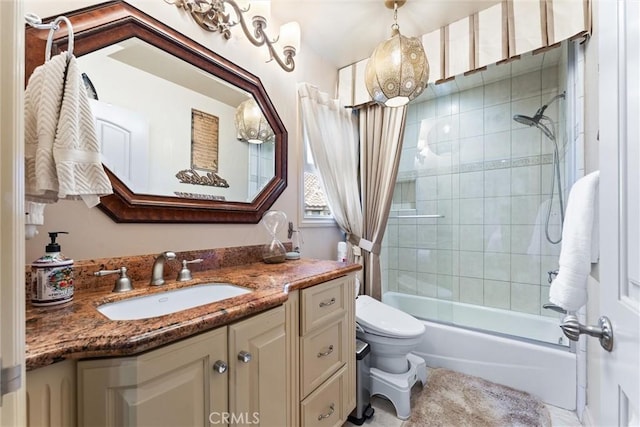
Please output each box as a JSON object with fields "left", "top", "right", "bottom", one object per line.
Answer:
{"left": 166, "top": 0, "right": 300, "bottom": 72}
{"left": 365, "top": 0, "right": 429, "bottom": 107}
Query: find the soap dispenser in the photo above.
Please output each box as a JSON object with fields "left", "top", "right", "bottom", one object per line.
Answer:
{"left": 31, "top": 231, "right": 74, "bottom": 306}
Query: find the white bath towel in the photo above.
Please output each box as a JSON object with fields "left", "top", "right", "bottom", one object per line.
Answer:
{"left": 549, "top": 171, "right": 600, "bottom": 312}
{"left": 25, "top": 52, "right": 112, "bottom": 208}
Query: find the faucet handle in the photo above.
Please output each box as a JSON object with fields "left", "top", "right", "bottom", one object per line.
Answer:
{"left": 94, "top": 266, "right": 134, "bottom": 293}
{"left": 177, "top": 258, "right": 203, "bottom": 281}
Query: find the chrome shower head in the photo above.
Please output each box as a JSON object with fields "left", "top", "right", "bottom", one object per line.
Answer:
{"left": 513, "top": 114, "right": 538, "bottom": 127}
{"left": 512, "top": 91, "right": 565, "bottom": 141}
{"left": 513, "top": 113, "right": 555, "bottom": 140}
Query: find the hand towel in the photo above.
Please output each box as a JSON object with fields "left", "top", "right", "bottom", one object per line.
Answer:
{"left": 25, "top": 52, "right": 112, "bottom": 208}
{"left": 549, "top": 170, "right": 600, "bottom": 312}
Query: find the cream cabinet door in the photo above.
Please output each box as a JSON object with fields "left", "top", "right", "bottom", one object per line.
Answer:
{"left": 77, "top": 326, "right": 228, "bottom": 427}
{"left": 228, "top": 306, "right": 286, "bottom": 427}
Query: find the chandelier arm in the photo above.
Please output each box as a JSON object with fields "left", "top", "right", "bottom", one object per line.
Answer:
{"left": 168, "top": 0, "right": 296, "bottom": 72}
{"left": 222, "top": 0, "right": 267, "bottom": 47}
{"left": 254, "top": 24, "right": 296, "bottom": 72}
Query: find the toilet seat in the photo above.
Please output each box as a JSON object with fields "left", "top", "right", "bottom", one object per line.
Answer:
{"left": 355, "top": 295, "right": 425, "bottom": 338}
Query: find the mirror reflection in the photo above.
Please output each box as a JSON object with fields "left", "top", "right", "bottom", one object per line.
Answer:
{"left": 77, "top": 38, "right": 275, "bottom": 203}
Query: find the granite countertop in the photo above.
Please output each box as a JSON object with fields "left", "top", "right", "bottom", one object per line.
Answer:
{"left": 26, "top": 258, "right": 360, "bottom": 370}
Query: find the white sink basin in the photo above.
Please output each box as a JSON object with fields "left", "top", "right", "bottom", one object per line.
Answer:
{"left": 97, "top": 283, "right": 252, "bottom": 320}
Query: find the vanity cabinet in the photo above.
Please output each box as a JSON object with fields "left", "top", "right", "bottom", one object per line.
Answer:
{"left": 26, "top": 274, "right": 356, "bottom": 427}
{"left": 76, "top": 305, "right": 286, "bottom": 427}
{"left": 286, "top": 275, "right": 356, "bottom": 426}
{"left": 26, "top": 359, "right": 77, "bottom": 427}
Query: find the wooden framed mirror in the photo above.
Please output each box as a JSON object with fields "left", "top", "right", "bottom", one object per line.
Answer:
{"left": 25, "top": 1, "right": 287, "bottom": 223}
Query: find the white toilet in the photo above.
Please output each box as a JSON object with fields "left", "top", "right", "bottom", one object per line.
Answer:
{"left": 355, "top": 295, "right": 427, "bottom": 420}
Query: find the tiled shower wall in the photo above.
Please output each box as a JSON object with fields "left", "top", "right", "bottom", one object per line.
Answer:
{"left": 382, "top": 56, "right": 570, "bottom": 317}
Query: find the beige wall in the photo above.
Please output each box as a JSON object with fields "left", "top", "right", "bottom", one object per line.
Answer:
{"left": 23, "top": 0, "right": 342, "bottom": 263}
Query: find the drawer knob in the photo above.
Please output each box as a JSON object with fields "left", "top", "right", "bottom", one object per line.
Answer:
{"left": 317, "top": 403, "right": 335, "bottom": 421}
{"left": 319, "top": 297, "right": 336, "bottom": 308}
{"left": 317, "top": 345, "right": 334, "bottom": 358}
{"left": 213, "top": 360, "right": 228, "bottom": 374}
{"left": 237, "top": 351, "right": 252, "bottom": 363}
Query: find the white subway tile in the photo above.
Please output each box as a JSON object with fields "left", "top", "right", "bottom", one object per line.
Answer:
{"left": 417, "top": 273, "right": 438, "bottom": 297}
{"left": 512, "top": 70, "right": 542, "bottom": 100}
{"left": 511, "top": 225, "right": 541, "bottom": 255}
{"left": 459, "top": 110, "right": 485, "bottom": 138}
{"left": 484, "top": 79, "right": 511, "bottom": 106}
{"left": 417, "top": 248, "right": 438, "bottom": 273}
{"left": 460, "top": 277, "right": 484, "bottom": 305}
{"left": 511, "top": 165, "right": 541, "bottom": 195}
{"left": 484, "top": 225, "right": 511, "bottom": 253}
{"left": 460, "top": 198, "right": 484, "bottom": 224}
{"left": 437, "top": 250, "right": 453, "bottom": 275}
{"left": 511, "top": 127, "right": 542, "bottom": 158}
{"left": 484, "top": 131, "right": 512, "bottom": 161}
{"left": 437, "top": 225, "right": 454, "bottom": 250}
{"left": 460, "top": 171, "right": 484, "bottom": 198}
{"left": 511, "top": 253, "right": 541, "bottom": 284}
{"left": 417, "top": 225, "right": 438, "bottom": 249}
{"left": 484, "top": 169, "right": 511, "bottom": 197}
{"left": 511, "top": 195, "right": 542, "bottom": 225}
{"left": 459, "top": 251, "right": 484, "bottom": 278}
{"left": 484, "top": 196, "right": 511, "bottom": 225}
{"left": 484, "top": 252, "right": 511, "bottom": 281}
{"left": 397, "top": 271, "right": 418, "bottom": 294}
{"left": 484, "top": 279, "right": 511, "bottom": 309}
{"left": 460, "top": 225, "right": 484, "bottom": 251}
{"left": 398, "top": 248, "right": 417, "bottom": 271}
{"left": 459, "top": 86, "right": 484, "bottom": 112}
{"left": 484, "top": 104, "right": 512, "bottom": 134}
{"left": 459, "top": 136, "right": 485, "bottom": 164}
{"left": 416, "top": 176, "right": 437, "bottom": 201}
{"left": 511, "top": 282, "right": 541, "bottom": 314}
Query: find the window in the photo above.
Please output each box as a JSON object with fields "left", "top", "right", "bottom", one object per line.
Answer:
{"left": 303, "top": 138, "right": 331, "bottom": 218}
{"left": 248, "top": 142, "right": 274, "bottom": 202}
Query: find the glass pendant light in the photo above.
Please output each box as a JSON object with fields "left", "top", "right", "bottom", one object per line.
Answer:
{"left": 365, "top": 0, "right": 429, "bottom": 107}
{"left": 235, "top": 98, "right": 275, "bottom": 144}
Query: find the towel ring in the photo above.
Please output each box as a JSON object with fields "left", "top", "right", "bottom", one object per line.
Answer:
{"left": 45, "top": 16, "right": 74, "bottom": 61}
{"left": 25, "top": 13, "right": 74, "bottom": 61}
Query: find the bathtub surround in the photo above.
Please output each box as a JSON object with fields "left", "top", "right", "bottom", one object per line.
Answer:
{"left": 549, "top": 170, "right": 599, "bottom": 312}
{"left": 402, "top": 368, "right": 551, "bottom": 427}
{"left": 383, "top": 50, "right": 570, "bottom": 326}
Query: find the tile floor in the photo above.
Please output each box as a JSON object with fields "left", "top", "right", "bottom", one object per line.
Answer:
{"left": 343, "top": 384, "right": 582, "bottom": 427}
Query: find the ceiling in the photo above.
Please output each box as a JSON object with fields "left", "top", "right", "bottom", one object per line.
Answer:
{"left": 271, "top": 0, "right": 502, "bottom": 69}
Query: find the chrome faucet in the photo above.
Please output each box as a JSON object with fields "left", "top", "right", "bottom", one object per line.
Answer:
{"left": 150, "top": 251, "right": 176, "bottom": 286}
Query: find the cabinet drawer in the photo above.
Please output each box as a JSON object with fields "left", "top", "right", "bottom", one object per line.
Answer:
{"left": 301, "top": 365, "right": 347, "bottom": 427}
{"left": 301, "top": 277, "right": 349, "bottom": 334}
{"left": 301, "top": 316, "right": 347, "bottom": 398}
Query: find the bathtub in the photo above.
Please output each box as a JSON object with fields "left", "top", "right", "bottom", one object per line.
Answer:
{"left": 382, "top": 291, "right": 577, "bottom": 410}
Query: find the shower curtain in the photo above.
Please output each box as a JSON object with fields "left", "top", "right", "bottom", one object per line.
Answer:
{"left": 298, "top": 83, "right": 407, "bottom": 299}
{"left": 357, "top": 104, "right": 407, "bottom": 299}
